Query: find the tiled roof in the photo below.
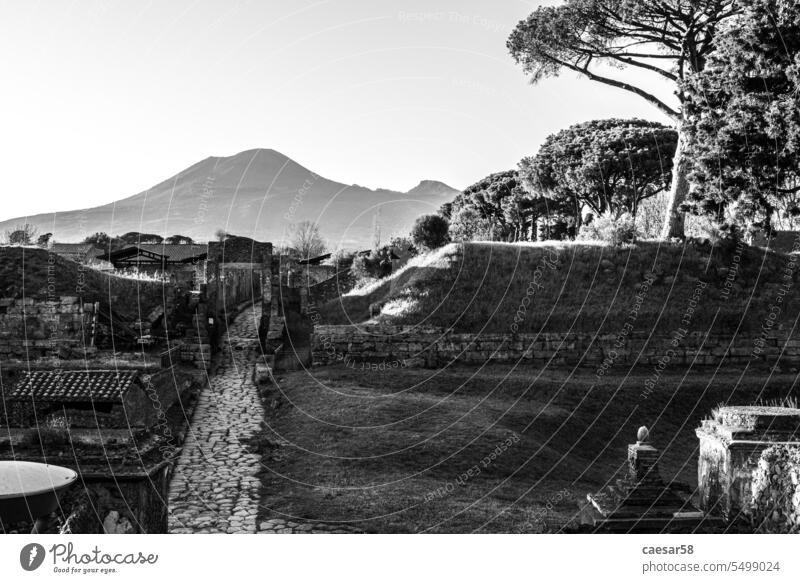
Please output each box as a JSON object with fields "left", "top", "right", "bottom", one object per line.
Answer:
{"left": 136, "top": 244, "right": 207, "bottom": 262}
{"left": 9, "top": 370, "right": 138, "bottom": 402}
{"left": 108, "top": 244, "right": 207, "bottom": 263}
{"left": 51, "top": 243, "right": 97, "bottom": 256}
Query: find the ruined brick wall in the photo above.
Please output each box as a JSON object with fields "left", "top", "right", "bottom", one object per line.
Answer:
{"left": 0, "top": 296, "right": 95, "bottom": 359}
{"left": 312, "top": 325, "right": 800, "bottom": 368}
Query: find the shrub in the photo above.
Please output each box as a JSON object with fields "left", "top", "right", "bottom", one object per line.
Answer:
{"left": 747, "top": 444, "right": 800, "bottom": 533}
{"left": 20, "top": 415, "right": 72, "bottom": 448}
{"left": 448, "top": 207, "right": 492, "bottom": 242}
{"left": 4, "top": 223, "right": 38, "bottom": 245}
{"left": 351, "top": 247, "right": 394, "bottom": 283}
{"left": 578, "top": 212, "right": 639, "bottom": 246}
{"left": 411, "top": 215, "right": 450, "bottom": 250}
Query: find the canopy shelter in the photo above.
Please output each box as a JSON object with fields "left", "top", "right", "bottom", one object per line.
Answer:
{"left": 99, "top": 244, "right": 207, "bottom": 269}
{"left": 297, "top": 252, "right": 331, "bottom": 266}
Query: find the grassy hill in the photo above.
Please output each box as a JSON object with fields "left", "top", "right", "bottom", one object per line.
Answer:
{"left": 0, "top": 246, "right": 167, "bottom": 319}
{"left": 319, "top": 240, "right": 800, "bottom": 335}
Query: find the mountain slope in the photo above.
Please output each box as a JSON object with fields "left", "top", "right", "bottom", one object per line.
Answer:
{"left": 0, "top": 149, "right": 459, "bottom": 248}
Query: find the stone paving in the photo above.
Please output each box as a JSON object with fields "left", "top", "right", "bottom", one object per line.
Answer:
{"left": 168, "top": 305, "right": 363, "bottom": 534}
{"left": 168, "top": 306, "right": 264, "bottom": 534}
{"left": 257, "top": 518, "right": 360, "bottom": 534}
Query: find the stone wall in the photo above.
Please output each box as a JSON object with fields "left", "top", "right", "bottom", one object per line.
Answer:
{"left": 179, "top": 308, "right": 212, "bottom": 370}
{"left": 308, "top": 268, "right": 356, "bottom": 306}
{"left": 208, "top": 265, "right": 262, "bottom": 318}
{"left": 207, "top": 238, "right": 273, "bottom": 346}
{"left": 0, "top": 296, "right": 96, "bottom": 359}
{"left": 208, "top": 238, "right": 273, "bottom": 264}
{"left": 312, "top": 325, "right": 800, "bottom": 368}
{"left": 302, "top": 264, "right": 338, "bottom": 285}
{"left": 82, "top": 273, "right": 173, "bottom": 323}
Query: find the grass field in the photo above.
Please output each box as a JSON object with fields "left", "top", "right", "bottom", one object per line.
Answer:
{"left": 255, "top": 364, "right": 800, "bottom": 533}
{"left": 319, "top": 241, "right": 800, "bottom": 335}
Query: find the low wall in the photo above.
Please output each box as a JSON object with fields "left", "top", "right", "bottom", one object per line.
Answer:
{"left": 312, "top": 325, "right": 800, "bottom": 368}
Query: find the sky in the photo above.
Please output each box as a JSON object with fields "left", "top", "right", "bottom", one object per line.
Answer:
{"left": 0, "top": 0, "right": 675, "bottom": 222}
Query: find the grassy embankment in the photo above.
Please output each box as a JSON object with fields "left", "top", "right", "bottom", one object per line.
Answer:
{"left": 266, "top": 240, "right": 800, "bottom": 532}
{"left": 0, "top": 246, "right": 167, "bottom": 319}
{"left": 319, "top": 240, "right": 800, "bottom": 336}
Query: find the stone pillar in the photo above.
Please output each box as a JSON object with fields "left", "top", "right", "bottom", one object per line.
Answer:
{"left": 628, "top": 442, "right": 660, "bottom": 484}
{"left": 583, "top": 426, "right": 707, "bottom": 532}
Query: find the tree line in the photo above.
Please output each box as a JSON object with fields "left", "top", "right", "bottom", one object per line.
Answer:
{"left": 422, "top": 0, "right": 800, "bottom": 246}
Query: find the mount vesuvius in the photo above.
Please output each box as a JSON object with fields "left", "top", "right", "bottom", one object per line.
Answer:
{"left": 0, "top": 149, "right": 460, "bottom": 249}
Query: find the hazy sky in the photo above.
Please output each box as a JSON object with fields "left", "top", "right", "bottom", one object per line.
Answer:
{"left": 0, "top": 0, "right": 675, "bottom": 221}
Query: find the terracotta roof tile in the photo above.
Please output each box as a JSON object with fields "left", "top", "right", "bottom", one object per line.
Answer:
{"left": 9, "top": 370, "right": 138, "bottom": 403}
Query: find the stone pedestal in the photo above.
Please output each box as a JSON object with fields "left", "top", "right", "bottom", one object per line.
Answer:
{"left": 583, "top": 428, "right": 711, "bottom": 532}
{"left": 696, "top": 406, "right": 800, "bottom": 521}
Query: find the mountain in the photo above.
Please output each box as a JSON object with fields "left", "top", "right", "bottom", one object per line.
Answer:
{"left": 406, "top": 180, "right": 460, "bottom": 198}
{"left": 0, "top": 149, "right": 460, "bottom": 249}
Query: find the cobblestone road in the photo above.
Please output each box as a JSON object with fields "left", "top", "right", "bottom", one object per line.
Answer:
{"left": 168, "top": 305, "right": 362, "bottom": 534}
{"left": 168, "top": 306, "right": 264, "bottom": 533}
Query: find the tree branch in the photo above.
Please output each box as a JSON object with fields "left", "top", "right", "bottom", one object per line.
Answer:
{"left": 554, "top": 56, "right": 680, "bottom": 119}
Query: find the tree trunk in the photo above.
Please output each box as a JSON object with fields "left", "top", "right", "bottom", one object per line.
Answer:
{"left": 660, "top": 125, "right": 690, "bottom": 239}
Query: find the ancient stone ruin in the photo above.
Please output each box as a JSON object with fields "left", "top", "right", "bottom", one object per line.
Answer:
{"left": 0, "top": 236, "right": 279, "bottom": 533}
{"left": 696, "top": 405, "right": 800, "bottom": 531}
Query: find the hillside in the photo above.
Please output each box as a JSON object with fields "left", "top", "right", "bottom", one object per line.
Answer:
{"left": 0, "top": 149, "right": 459, "bottom": 249}
{"left": 319, "top": 241, "right": 800, "bottom": 335}
{"left": 0, "top": 246, "right": 166, "bottom": 319}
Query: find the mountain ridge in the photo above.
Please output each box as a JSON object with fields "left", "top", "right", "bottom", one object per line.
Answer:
{"left": 0, "top": 149, "right": 460, "bottom": 249}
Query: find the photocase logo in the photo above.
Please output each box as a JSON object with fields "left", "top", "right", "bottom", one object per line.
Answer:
{"left": 20, "top": 543, "right": 46, "bottom": 571}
